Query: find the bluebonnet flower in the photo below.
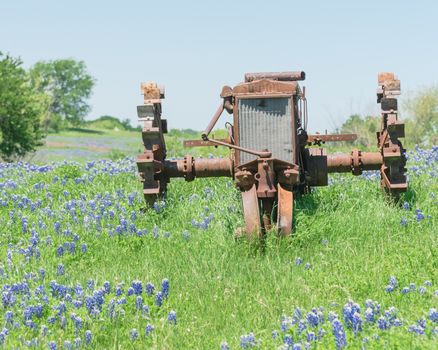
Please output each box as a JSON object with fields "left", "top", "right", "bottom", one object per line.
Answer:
{"left": 297, "top": 320, "right": 307, "bottom": 335}
{"left": 429, "top": 308, "right": 438, "bottom": 323}
{"left": 284, "top": 334, "right": 293, "bottom": 346}
{"left": 142, "top": 305, "right": 149, "bottom": 315}
{"left": 424, "top": 280, "right": 432, "bottom": 287}
{"left": 103, "top": 281, "right": 110, "bottom": 294}
{"left": 64, "top": 340, "right": 72, "bottom": 350}
{"left": 293, "top": 344, "right": 302, "bottom": 350}
{"left": 393, "top": 319, "right": 403, "bottom": 327}
{"left": 402, "top": 202, "right": 410, "bottom": 210}
{"left": 343, "top": 301, "right": 360, "bottom": 329}
{"left": 292, "top": 307, "right": 302, "bottom": 324}
{"left": 135, "top": 296, "right": 143, "bottom": 310}
{"left": 145, "top": 282, "right": 155, "bottom": 296}
{"left": 87, "top": 279, "right": 95, "bottom": 291}
{"left": 155, "top": 291, "right": 163, "bottom": 307}
{"left": 389, "top": 276, "right": 397, "bottom": 287}
{"left": 328, "top": 311, "right": 338, "bottom": 322}
{"left": 400, "top": 218, "right": 408, "bottom": 226}
{"left": 317, "top": 328, "right": 326, "bottom": 340}
{"left": 307, "top": 331, "right": 316, "bottom": 342}
{"left": 352, "top": 312, "right": 362, "bottom": 335}
{"left": 305, "top": 263, "right": 311, "bottom": 270}
{"left": 127, "top": 287, "right": 135, "bottom": 296}
{"left": 49, "top": 341, "right": 57, "bottom": 350}
{"left": 85, "top": 330, "right": 92, "bottom": 344}
{"left": 220, "top": 341, "right": 229, "bottom": 350}
{"left": 271, "top": 330, "right": 278, "bottom": 339}
{"left": 332, "top": 319, "right": 347, "bottom": 349}
{"left": 418, "top": 286, "right": 426, "bottom": 294}
{"left": 145, "top": 324, "right": 154, "bottom": 336}
{"left": 409, "top": 283, "right": 416, "bottom": 291}
{"left": 57, "top": 264, "right": 65, "bottom": 276}
{"left": 22, "top": 216, "right": 28, "bottom": 233}
{"left": 365, "top": 308, "right": 375, "bottom": 323}
{"left": 168, "top": 310, "right": 177, "bottom": 324}
{"left": 115, "top": 285, "right": 123, "bottom": 296}
{"left": 295, "top": 258, "right": 302, "bottom": 265}
{"left": 377, "top": 316, "right": 388, "bottom": 330}
{"left": 71, "top": 314, "right": 82, "bottom": 332}
{"left": 240, "top": 333, "right": 257, "bottom": 349}
{"left": 281, "top": 316, "right": 292, "bottom": 332}
{"left": 131, "top": 280, "right": 142, "bottom": 295}
{"left": 161, "top": 278, "right": 169, "bottom": 298}
{"left": 25, "top": 320, "right": 38, "bottom": 330}
{"left": 401, "top": 287, "right": 409, "bottom": 294}
{"left": 385, "top": 285, "right": 394, "bottom": 293}
{"left": 41, "top": 325, "right": 48, "bottom": 336}
{"left": 74, "top": 338, "right": 81, "bottom": 348}
{"left": 5, "top": 310, "right": 13, "bottom": 324}
{"left": 408, "top": 324, "right": 425, "bottom": 335}
{"left": 414, "top": 208, "right": 426, "bottom": 222}
{"left": 307, "top": 310, "right": 319, "bottom": 327}
{"left": 130, "top": 328, "right": 138, "bottom": 340}
{"left": 57, "top": 245, "right": 65, "bottom": 257}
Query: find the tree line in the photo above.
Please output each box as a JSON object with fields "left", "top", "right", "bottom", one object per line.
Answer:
{"left": 339, "top": 87, "right": 438, "bottom": 148}
{"left": 1, "top": 51, "right": 437, "bottom": 161}
{"left": 0, "top": 52, "right": 97, "bottom": 161}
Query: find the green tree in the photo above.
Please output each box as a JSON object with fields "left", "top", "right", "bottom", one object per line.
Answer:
{"left": 404, "top": 86, "right": 438, "bottom": 145}
{"left": 0, "top": 52, "right": 49, "bottom": 161}
{"left": 30, "top": 59, "right": 95, "bottom": 127}
{"left": 340, "top": 114, "right": 380, "bottom": 148}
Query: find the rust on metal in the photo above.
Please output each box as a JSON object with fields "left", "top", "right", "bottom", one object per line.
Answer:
{"left": 183, "top": 139, "right": 229, "bottom": 147}
{"left": 277, "top": 184, "right": 293, "bottom": 236}
{"left": 241, "top": 184, "right": 262, "bottom": 239}
{"left": 307, "top": 133, "right": 357, "bottom": 145}
{"left": 136, "top": 70, "right": 408, "bottom": 240}
{"left": 244, "top": 71, "right": 305, "bottom": 82}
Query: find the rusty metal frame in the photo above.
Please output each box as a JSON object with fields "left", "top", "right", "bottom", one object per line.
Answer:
{"left": 136, "top": 70, "right": 408, "bottom": 241}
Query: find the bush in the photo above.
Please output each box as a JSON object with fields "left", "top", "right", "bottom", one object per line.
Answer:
{"left": 0, "top": 52, "right": 49, "bottom": 161}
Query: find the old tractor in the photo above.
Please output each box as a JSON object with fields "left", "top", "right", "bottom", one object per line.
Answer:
{"left": 136, "top": 71, "right": 407, "bottom": 239}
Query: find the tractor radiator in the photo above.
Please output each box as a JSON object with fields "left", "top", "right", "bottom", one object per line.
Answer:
{"left": 238, "top": 97, "right": 293, "bottom": 164}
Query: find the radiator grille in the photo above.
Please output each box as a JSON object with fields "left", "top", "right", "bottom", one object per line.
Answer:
{"left": 238, "top": 98, "right": 293, "bottom": 164}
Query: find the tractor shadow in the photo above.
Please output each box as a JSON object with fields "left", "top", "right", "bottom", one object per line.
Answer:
{"left": 293, "top": 192, "right": 321, "bottom": 216}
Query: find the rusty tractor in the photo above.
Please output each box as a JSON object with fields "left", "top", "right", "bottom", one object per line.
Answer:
{"left": 136, "top": 71, "right": 407, "bottom": 239}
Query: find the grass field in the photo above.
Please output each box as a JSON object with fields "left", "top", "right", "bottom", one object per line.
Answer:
{"left": 0, "top": 128, "right": 437, "bottom": 349}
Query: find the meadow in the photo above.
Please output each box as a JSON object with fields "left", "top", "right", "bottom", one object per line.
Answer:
{"left": 0, "top": 129, "right": 437, "bottom": 349}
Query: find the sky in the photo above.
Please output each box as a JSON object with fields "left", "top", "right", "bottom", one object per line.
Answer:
{"left": 1, "top": 0, "right": 437, "bottom": 133}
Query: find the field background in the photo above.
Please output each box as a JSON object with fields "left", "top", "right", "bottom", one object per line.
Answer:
{"left": 0, "top": 127, "right": 437, "bottom": 349}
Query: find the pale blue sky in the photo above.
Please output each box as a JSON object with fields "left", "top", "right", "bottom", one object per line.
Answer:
{"left": 1, "top": 0, "right": 437, "bottom": 132}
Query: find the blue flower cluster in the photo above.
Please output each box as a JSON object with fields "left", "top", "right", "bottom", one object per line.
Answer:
{"left": 0, "top": 273, "right": 174, "bottom": 347}
{"left": 236, "top": 295, "right": 437, "bottom": 349}
{"left": 385, "top": 276, "right": 435, "bottom": 296}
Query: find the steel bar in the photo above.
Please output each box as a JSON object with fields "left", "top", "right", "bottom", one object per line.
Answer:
{"left": 202, "top": 103, "right": 224, "bottom": 140}
{"left": 183, "top": 139, "right": 228, "bottom": 147}
{"left": 327, "top": 152, "right": 382, "bottom": 173}
{"left": 244, "top": 71, "right": 305, "bottom": 82}
{"left": 307, "top": 134, "right": 357, "bottom": 143}
{"left": 164, "top": 158, "right": 233, "bottom": 179}
{"left": 205, "top": 138, "right": 272, "bottom": 158}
